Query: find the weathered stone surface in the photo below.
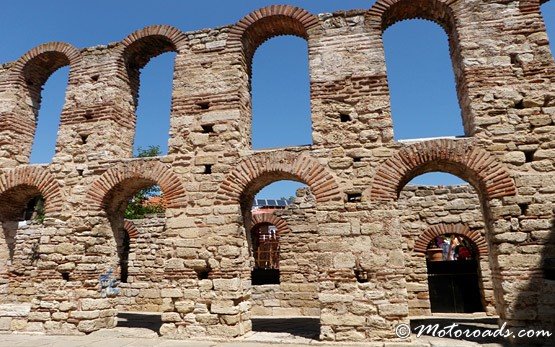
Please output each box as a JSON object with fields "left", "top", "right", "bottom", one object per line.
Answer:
{"left": 0, "top": 304, "right": 31, "bottom": 317}
{"left": 0, "top": 1, "right": 553, "bottom": 344}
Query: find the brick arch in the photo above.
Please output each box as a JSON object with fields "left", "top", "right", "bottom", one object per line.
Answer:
{"left": 123, "top": 220, "right": 139, "bottom": 239}
{"left": 367, "top": 0, "right": 475, "bottom": 135}
{"left": 7, "top": 42, "right": 81, "bottom": 85}
{"left": 85, "top": 160, "right": 186, "bottom": 211}
{"left": 0, "top": 42, "right": 81, "bottom": 164}
{"left": 0, "top": 166, "right": 64, "bottom": 216}
{"left": 122, "top": 25, "right": 186, "bottom": 70}
{"left": 252, "top": 212, "right": 290, "bottom": 235}
{"left": 367, "top": 139, "right": 517, "bottom": 201}
{"left": 414, "top": 223, "right": 489, "bottom": 256}
{"left": 217, "top": 152, "right": 342, "bottom": 205}
{"left": 368, "top": 0, "right": 458, "bottom": 33}
{"left": 228, "top": 5, "right": 319, "bottom": 70}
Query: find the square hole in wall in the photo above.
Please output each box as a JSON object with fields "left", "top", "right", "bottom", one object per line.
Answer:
{"left": 204, "top": 165, "right": 212, "bottom": 174}
{"left": 61, "top": 272, "right": 70, "bottom": 281}
{"left": 518, "top": 203, "right": 529, "bottom": 216}
{"left": 347, "top": 193, "right": 362, "bottom": 202}
{"left": 514, "top": 99, "right": 525, "bottom": 109}
{"left": 354, "top": 269, "right": 368, "bottom": 283}
{"left": 201, "top": 124, "right": 214, "bottom": 134}
{"left": 77, "top": 169, "right": 84, "bottom": 177}
{"left": 80, "top": 134, "right": 89, "bottom": 144}
{"left": 340, "top": 113, "right": 352, "bottom": 122}
{"left": 195, "top": 268, "right": 211, "bottom": 280}
{"left": 523, "top": 149, "right": 536, "bottom": 163}
{"left": 197, "top": 102, "right": 210, "bottom": 110}
{"left": 353, "top": 157, "right": 362, "bottom": 163}
{"left": 84, "top": 111, "right": 93, "bottom": 120}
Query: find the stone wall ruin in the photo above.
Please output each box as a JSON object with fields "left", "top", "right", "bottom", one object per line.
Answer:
{"left": 0, "top": 0, "right": 553, "bottom": 343}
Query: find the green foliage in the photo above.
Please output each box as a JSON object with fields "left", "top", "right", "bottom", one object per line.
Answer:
{"left": 32, "top": 197, "right": 45, "bottom": 224}
{"left": 135, "top": 145, "right": 161, "bottom": 158}
{"left": 124, "top": 146, "right": 165, "bottom": 219}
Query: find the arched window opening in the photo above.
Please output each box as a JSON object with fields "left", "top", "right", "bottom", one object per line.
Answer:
{"left": 123, "top": 33, "right": 177, "bottom": 157}
{"left": 103, "top": 180, "right": 165, "bottom": 283}
{"left": 399, "top": 172, "right": 494, "bottom": 316}
{"left": 124, "top": 184, "right": 165, "bottom": 220}
{"left": 384, "top": 20, "right": 464, "bottom": 140}
{"left": 247, "top": 180, "right": 307, "bottom": 286}
{"left": 541, "top": 1, "right": 555, "bottom": 56}
{"left": 132, "top": 52, "right": 175, "bottom": 156}
{"left": 28, "top": 66, "right": 69, "bottom": 163}
{"left": 251, "top": 36, "right": 312, "bottom": 149}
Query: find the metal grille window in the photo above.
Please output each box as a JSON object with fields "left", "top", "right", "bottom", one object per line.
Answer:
{"left": 253, "top": 224, "right": 279, "bottom": 270}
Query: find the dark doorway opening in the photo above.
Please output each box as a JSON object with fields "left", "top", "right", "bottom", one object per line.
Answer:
{"left": 427, "top": 259, "right": 484, "bottom": 313}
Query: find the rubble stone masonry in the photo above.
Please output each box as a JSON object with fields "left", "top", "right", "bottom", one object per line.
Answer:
{"left": 0, "top": 0, "right": 553, "bottom": 344}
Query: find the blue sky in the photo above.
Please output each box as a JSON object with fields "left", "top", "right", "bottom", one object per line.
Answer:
{"left": 1, "top": 1, "right": 554, "bottom": 199}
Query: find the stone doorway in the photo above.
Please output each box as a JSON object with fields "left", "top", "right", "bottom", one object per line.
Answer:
{"left": 425, "top": 234, "right": 485, "bottom": 314}
{"left": 427, "top": 259, "right": 484, "bottom": 313}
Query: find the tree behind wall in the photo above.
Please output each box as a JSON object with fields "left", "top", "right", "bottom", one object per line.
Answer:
{"left": 124, "top": 146, "right": 165, "bottom": 219}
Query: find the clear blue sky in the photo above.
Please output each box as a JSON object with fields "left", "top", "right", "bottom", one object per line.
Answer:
{"left": 1, "top": 1, "right": 554, "bottom": 199}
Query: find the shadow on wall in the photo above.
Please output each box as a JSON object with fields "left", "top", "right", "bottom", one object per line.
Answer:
{"left": 513, "top": 216, "right": 555, "bottom": 345}
{"left": 252, "top": 317, "right": 320, "bottom": 339}
{"left": 117, "top": 312, "right": 162, "bottom": 334}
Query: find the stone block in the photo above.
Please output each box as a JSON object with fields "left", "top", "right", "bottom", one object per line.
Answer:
{"left": 0, "top": 317, "right": 12, "bottom": 331}
{"left": 59, "top": 302, "right": 77, "bottom": 312}
{"left": 161, "top": 288, "right": 183, "bottom": 298}
{"left": 378, "top": 304, "right": 409, "bottom": 317}
{"left": 321, "top": 313, "right": 366, "bottom": 326}
{"left": 28, "top": 311, "right": 50, "bottom": 322}
{"left": 213, "top": 278, "right": 241, "bottom": 291}
{"left": 10, "top": 319, "right": 27, "bottom": 331}
{"left": 70, "top": 310, "right": 100, "bottom": 320}
{"left": 175, "top": 300, "right": 195, "bottom": 314}
{"left": 0, "top": 304, "right": 31, "bottom": 317}
{"left": 161, "top": 312, "right": 181, "bottom": 322}
{"left": 211, "top": 300, "right": 239, "bottom": 315}
{"left": 80, "top": 299, "right": 111, "bottom": 311}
